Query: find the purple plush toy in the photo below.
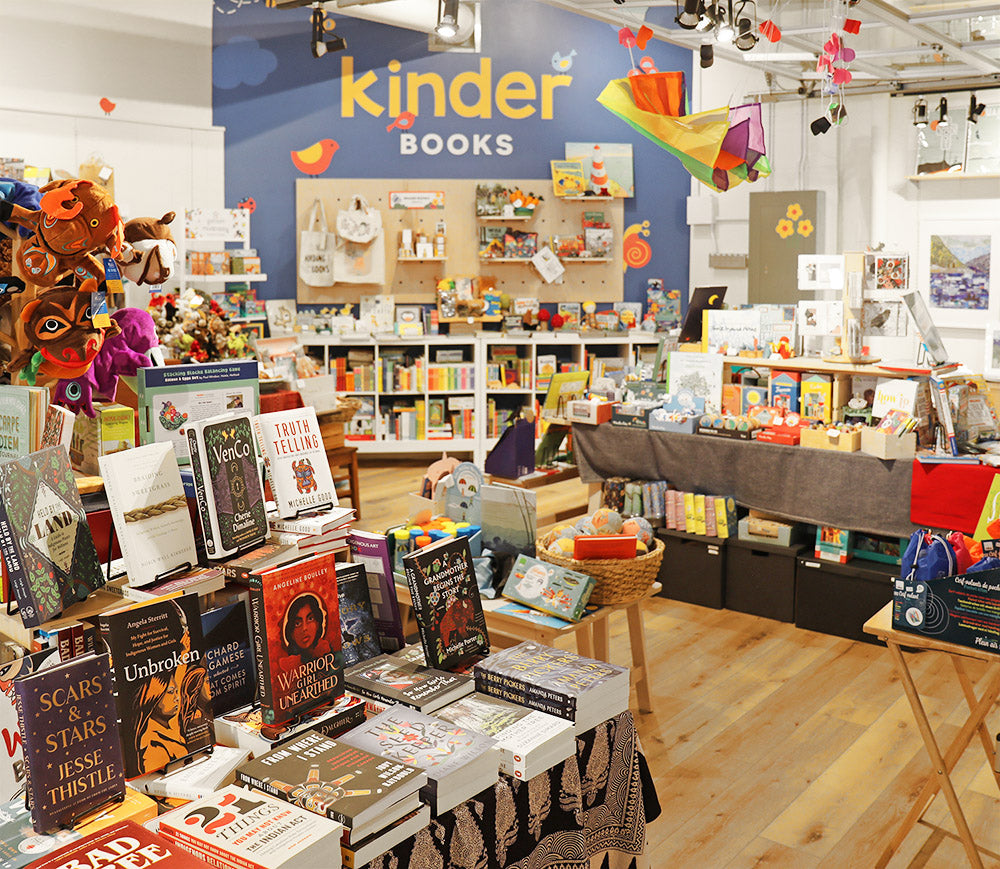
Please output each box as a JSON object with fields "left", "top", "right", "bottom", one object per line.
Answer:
{"left": 54, "top": 307, "right": 158, "bottom": 417}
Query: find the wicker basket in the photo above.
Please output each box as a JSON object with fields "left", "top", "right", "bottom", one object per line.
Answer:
{"left": 536, "top": 537, "right": 665, "bottom": 605}
{"left": 317, "top": 396, "right": 362, "bottom": 424}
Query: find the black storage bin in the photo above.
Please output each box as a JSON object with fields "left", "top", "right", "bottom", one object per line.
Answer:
{"left": 795, "top": 555, "right": 896, "bottom": 644}
{"left": 656, "top": 528, "right": 726, "bottom": 609}
{"left": 726, "top": 538, "right": 806, "bottom": 622}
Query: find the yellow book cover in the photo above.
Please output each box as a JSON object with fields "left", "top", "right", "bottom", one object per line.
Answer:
{"left": 76, "top": 788, "right": 158, "bottom": 835}
{"left": 683, "top": 492, "right": 696, "bottom": 533}
{"left": 694, "top": 494, "right": 707, "bottom": 535}
{"left": 715, "top": 496, "right": 729, "bottom": 538}
{"left": 550, "top": 160, "right": 587, "bottom": 196}
{"left": 801, "top": 376, "right": 833, "bottom": 423}
{"left": 415, "top": 400, "right": 426, "bottom": 440}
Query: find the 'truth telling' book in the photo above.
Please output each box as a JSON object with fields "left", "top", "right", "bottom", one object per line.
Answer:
{"left": 99, "top": 441, "right": 198, "bottom": 587}
{"left": 344, "top": 654, "right": 473, "bottom": 714}
{"left": 99, "top": 593, "right": 215, "bottom": 778}
{"left": 14, "top": 653, "right": 125, "bottom": 833}
{"left": 402, "top": 536, "right": 489, "bottom": 671}
{"left": 187, "top": 411, "right": 268, "bottom": 560}
{"left": 0, "top": 446, "right": 105, "bottom": 627}
{"left": 255, "top": 407, "right": 337, "bottom": 519}
{"left": 336, "top": 561, "right": 382, "bottom": 667}
{"left": 241, "top": 551, "right": 344, "bottom": 725}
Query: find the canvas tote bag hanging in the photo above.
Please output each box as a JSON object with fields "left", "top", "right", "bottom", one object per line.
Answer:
{"left": 334, "top": 195, "right": 385, "bottom": 285}
{"left": 299, "top": 199, "right": 336, "bottom": 287}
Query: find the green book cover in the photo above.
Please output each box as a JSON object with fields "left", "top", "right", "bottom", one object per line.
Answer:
{"left": 501, "top": 553, "right": 595, "bottom": 622}
{"left": 203, "top": 415, "right": 267, "bottom": 553}
{"left": 0, "top": 387, "right": 33, "bottom": 461}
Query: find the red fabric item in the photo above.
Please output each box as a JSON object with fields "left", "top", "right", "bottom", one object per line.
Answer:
{"left": 910, "top": 461, "right": 1000, "bottom": 534}
{"left": 947, "top": 530, "right": 973, "bottom": 573}
{"left": 259, "top": 389, "right": 304, "bottom": 414}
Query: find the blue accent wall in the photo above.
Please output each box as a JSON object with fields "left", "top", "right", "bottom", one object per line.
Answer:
{"left": 213, "top": 0, "right": 691, "bottom": 303}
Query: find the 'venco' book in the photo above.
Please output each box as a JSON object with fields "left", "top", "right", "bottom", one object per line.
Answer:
{"left": 338, "top": 704, "right": 500, "bottom": 815}
{"left": 153, "top": 784, "right": 345, "bottom": 869}
{"left": 501, "top": 552, "right": 596, "bottom": 622}
{"left": 434, "top": 691, "right": 575, "bottom": 779}
{"left": 99, "top": 441, "right": 198, "bottom": 587}
{"left": 236, "top": 551, "right": 344, "bottom": 725}
{"left": 255, "top": 406, "right": 337, "bottom": 519}
{"left": 344, "top": 654, "right": 473, "bottom": 714}
{"left": 98, "top": 593, "right": 215, "bottom": 778}
{"left": 236, "top": 729, "right": 427, "bottom": 843}
{"left": 473, "top": 640, "right": 630, "bottom": 733}
{"left": 402, "top": 536, "right": 489, "bottom": 671}
{"left": 187, "top": 411, "right": 269, "bottom": 560}
{"left": 26, "top": 819, "right": 208, "bottom": 869}
{"left": 347, "top": 531, "right": 406, "bottom": 653}
{"left": 0, "top": 446, "right": 105, "bottom": 627}
{"left": 14, "top": 653, "right": 125, "bottom": 834}
{"left": 336, "top": 561, "right": 382, "bottom": 667}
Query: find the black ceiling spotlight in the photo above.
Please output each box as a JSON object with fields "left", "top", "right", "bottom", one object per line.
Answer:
{"left": 311, "top": 4, "right": 346, "bottom": 58}
{"left": 435, "top": 0, "right": 460, "bottom": 39}
{"left": 969, "top": 93, "right": 987, "bottom": 123}
{"left": 676, "top": 0, "right": 703, "bottom": 30}
{"left": 912, "top": 98, "right": 928, "bottom": 127}
{"left": 700, "top": 43, "right": 714, "bottom": 68}
{"left": 735, "top": 16, "right": 757, "bottom": 50}
{"left": 937, "top": 96, "right": 949, "bottom": 127}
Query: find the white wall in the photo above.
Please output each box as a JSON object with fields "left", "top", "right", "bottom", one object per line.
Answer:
{"left": 688, "top": 54, "right": 999, "bottom": 373}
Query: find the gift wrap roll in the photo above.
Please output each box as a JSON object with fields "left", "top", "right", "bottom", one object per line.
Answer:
{"left": 603, "top": 476, "right": 627, "bottom": 513}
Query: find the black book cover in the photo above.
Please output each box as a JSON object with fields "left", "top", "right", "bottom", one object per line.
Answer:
{"left": 201, "top": 599, "right": 255, "bottom": 716}
{"left": 15, "top": 653, "right": 125, "bottom": 833}
{"left": 402, "top": 536, "right": 489, "bottom": 671}
{"left": 99, "top": 594, "right": 215, "bottom": 778}
{"left": 344, "top": 655, "right": 472, "bottom": 712}
{"left": 236, "top": 729, "right": 425, "bottom": 829}
{"left": 0, "top": 446, "right": 104, "bottom": 627}
{"left": 337, "top": 562, "right": 382, "bottom": 667}
{"left": 203, "top": 415, "right": 268, "bottom": 553}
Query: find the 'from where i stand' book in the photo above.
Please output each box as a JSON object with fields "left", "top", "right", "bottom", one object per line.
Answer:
{"left": 0, "top": 446, "right": 104, "bottom": 626}
{"left": 402, "top": 536, "right": 489, "bottom": 671}
{"left": 15, "top": 653, "right": 125, "bottom": 833}
{"left": 99, "top": 594, "right": 215, "bottom": 778}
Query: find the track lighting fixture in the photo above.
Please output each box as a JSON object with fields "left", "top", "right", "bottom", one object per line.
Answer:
{"left": 700, "top": 43, "right": 714, "bottom": 68}
{"left": 311, "top": 5, "right": 346, "bottom": 58}
{"left": 969, "top": 94, "right": 986, "bottom": 123}
{"left": 435, "top": 0, "right": 460, "bottom": 39}
{"left": 912, "top": 98, "right": 927, "bottom": 127}
{"left": 937, "top": 96, "right": 949, "bottom": 127}
{"left": 676, "top": 0, "right": 702, "bottom": 30}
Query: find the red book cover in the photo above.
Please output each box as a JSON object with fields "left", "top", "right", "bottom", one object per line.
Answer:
{"left": 572, "top": 535, "right": 637, "bottom": 560}
{"left": 25, "top": 819, "right": 207, "bottom": 869}
{"left": 247, "top": 552, "right": 344, "bottom": 725}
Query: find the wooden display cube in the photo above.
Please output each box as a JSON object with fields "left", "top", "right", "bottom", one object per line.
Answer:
{"left": 799, "top": 427, "right": 861, "bottom": 451}
{"left": 859, "top": 427, "right": 917, "bottom": 460}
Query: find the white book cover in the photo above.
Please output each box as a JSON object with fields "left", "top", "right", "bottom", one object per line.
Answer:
{"left": 129, "top": 745, "right": 250, "bottom": 800}
{"left": 667, "top": 351, "right": 724, "bottom": 414}
{"left": 99, "top": 441, "right": 197, "bottom": 586}
{"left": 255, "top": 407, "right": 337, "bottom": 518}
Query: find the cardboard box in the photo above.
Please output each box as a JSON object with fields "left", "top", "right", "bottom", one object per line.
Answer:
{"left": 769, "top": 370, "right": 802, "bottom": 414}
{"left": 738, "top": 515, "right": 808, "bottom": 547}
{"left": 696, "top": 425, "right": 757, "bottom": 440}
{"left": 649, "top": 410, "right": 699, "bottom": 434}
{"left": 815, "top": 526, "right": 853, "bottom": 563}
{"left": 611, "top": 402, "right": 657, "bottom": 429}
{"left": 566, "top": 399, "right": 614, "bottom": 425}
{"left": 70, "top": 403, "right": 136, "bottom": 475}
{"left": 801, "top": 372, "right": 833, "bottom": 423}
{"left": 860, "top": 427, "right": 917, "bottom": 459}
{"left": 799, "top": 426, "right": 861, "bottom": 451}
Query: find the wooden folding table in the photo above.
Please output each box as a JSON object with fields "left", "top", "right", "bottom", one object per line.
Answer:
{"left": 864, "top": 602, "right": 1000, "bottom": 868}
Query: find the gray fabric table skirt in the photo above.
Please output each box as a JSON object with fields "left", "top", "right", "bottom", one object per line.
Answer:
{"left": 572, "top": 423, "right": 919, "bottom": 538}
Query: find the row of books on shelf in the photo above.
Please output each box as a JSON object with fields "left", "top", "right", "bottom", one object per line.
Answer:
{"left": 329, "top": 361, "right": 476, "bottom": 394}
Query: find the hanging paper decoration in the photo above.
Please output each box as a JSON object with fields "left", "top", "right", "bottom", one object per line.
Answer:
{"left": 759, "top": 20, "right": 781, "bottom": 42}
{"left": 622, "top": 221, "right": 652, "bottom": 273}
{"left": 811, "top": 7, "right": 860, "bottom": 133}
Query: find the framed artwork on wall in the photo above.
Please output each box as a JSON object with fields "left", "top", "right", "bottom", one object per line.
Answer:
{"left": 917, "top": 220, "right": 998, "bottom": 329}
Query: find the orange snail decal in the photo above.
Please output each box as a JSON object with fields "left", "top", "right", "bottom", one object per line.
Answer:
{"left": 622, "top": 220, "right": 652, "bottom": 273}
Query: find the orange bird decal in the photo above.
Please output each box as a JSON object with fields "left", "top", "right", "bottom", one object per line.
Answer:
{"left": 291, "top": 139, "right": 339, "bottom": 175}
{"left": 99, "top": 97, "right": 116, "bottom": 115}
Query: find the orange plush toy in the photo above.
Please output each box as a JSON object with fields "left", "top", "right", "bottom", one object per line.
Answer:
{"left": 0, "top": 178, "right": 123, "bottom": 288}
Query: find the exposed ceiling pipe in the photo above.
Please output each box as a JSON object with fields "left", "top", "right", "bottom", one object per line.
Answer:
{"left": 330, "top": 0, "right": 476, "bottom": 44}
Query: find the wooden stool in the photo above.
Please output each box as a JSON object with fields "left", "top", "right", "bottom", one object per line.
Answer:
{"left": 326, "top": 445, "right": 361, "bottom": 518}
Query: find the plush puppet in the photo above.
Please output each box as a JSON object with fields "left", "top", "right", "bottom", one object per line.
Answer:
{"left": 7, "top": 278, "right": 121, "bottom": 385}
{"left": 118, "top": 211, "right": 177, "bottom": 286}
{"left": 0, "top": 179, "right": 123, "bottom": 288}
{"left": 53, "top": 307, "right": 158, "bottom": 417}
{"left": 0, "top": 178, "right": 42, "bottom": 239}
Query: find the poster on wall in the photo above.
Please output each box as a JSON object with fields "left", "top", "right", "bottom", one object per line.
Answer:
{"left": 918, "top": 220, "right": 997, "bottom": 329}
{"left": 564, "top": 142, "right": 634, "bottom": 197}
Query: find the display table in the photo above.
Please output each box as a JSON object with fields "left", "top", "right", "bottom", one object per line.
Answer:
{"left": 369, "top": 710, "right": 650, "bottom": 869}
{"left": 572, "top": 424, "right": 918, "bottom": 538}
{"left": 863, "top": 603, "right": 1000, "bottom": 868}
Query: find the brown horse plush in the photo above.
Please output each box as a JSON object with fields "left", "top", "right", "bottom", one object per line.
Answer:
{"left": 119, "top": 211, "right": 177, "bottom": 286}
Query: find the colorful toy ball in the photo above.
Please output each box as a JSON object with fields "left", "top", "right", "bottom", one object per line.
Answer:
{"left": 622, "top": 516, "right": 654, "bottom": 546}
{"left": 589, "top": 508, "right": 624, "bottom": 534}
{"left": 576, "top": 516, "right": 599, "bottom": 535}
{"left": 636, "top": 539, "right": 649, "bottom": 554}
{"left": 548, "top": 537, "right": 576, "bottom": 555}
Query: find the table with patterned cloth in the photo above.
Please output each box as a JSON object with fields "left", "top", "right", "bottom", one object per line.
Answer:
{"left": 369, "top": 711, "right": 653, "bottom": 869}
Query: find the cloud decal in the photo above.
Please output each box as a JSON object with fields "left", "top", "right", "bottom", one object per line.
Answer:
{"left": 213, "top": 36, "right": 277, "bottom": 89}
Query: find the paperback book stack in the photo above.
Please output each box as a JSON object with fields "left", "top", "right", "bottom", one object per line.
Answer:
{"left": 269, "top": 505, "right": 357, "bottom": 555}
{"left": 474, "top": 641, "right": 630, "bottom": 733}
{"left": 236, "top": 730, "right": 429, "bottom": 869}
{"left": 339, "top": 704, "right": 500, "bottom": 815}
{"left": 434, "top": 691, "right": 575, "bottom": 780}
{"left": 128, "top": 744, "right": 250, "bottom": 801}
{"left": 344, "top": 654, "right": 474, "bottom": 715}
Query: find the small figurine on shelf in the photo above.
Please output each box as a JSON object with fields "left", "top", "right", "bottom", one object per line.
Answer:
{"left": 521, "top": 309, "right": 538, "bottom": 330}
{"left": 537, "top": 309, "right": 551, "bottom": 331}
{"left": 582, "top": 300, "right": 598, "bottom": 330}
{"left": 551, "top": 313, "right": 565, "bottom": 330}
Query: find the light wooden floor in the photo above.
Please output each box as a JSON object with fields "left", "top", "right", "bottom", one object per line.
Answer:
{"left": 354, "top": 459, "right": 1000, "bottom": 869}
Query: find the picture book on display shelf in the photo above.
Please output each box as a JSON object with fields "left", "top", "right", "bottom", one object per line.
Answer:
{"left": 0, "top": 385, "right": 46, "bottom": 461}
{"left": 99, "top": 441, "right": 198, "bottom": 587}
{"left": 236, "top": 729, "right": 426, "bottom": 842}
{"left": 14, "top": 653, "right": 125, "bottom": 833}
{"left": 402, "top": 536, "right": 489, "bottom": 672}
{"left": 201, "top": 598, "right": 256, "bottom": 715}
{"left": 336, "top": 561, "right": 382, "bottom": 667}
{"left": 27, "top": 820, "right": 208, "bottom": 869}
{"left": 501, "top": 553, "right": 595, "bottom": 622}
{"left": 152, "top": 785, "right": 345, "bottom": 869}
{"left": 343, "top": 654, "right": 473, "bottom": 713}
{"left": 237, "top": 551, "right": 344, "bottom": 725}
{"left": 187, "top": 411, "right": 269, "bottom": 560}
{"left": 98, "top": 593, "right": 215, "bottom": 778}
{"left": 348, "top": 530, "right": 406, "bottom": 653}
{"left": 0, "top": 446, "right": 105, "bottom": 627}
{"left": 338, "top": 703, "right": 500, "bottom": 815}
{"left": 255, "top": 406, "right": 337, "bottom": 519}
